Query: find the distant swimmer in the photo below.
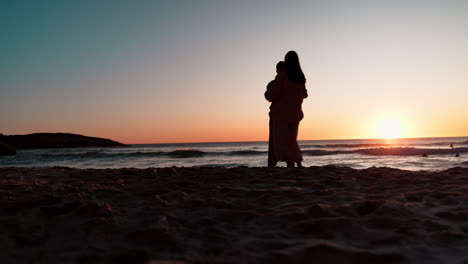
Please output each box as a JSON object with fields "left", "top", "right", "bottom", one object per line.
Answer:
{"left": 450, "top": 143, "right": 453, "bottom": 149}
{"left": 422, "top": 153, "right": 428, "bottom": 157}
{"left": 455, "top": 152, "right": 459, "bottom": 157}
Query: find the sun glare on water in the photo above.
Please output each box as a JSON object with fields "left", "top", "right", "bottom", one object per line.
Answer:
{"left": 376, "top": 118, "right": 402, "bottom": 139}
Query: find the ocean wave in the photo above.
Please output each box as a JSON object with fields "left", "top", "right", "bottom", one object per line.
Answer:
{"left": 357, "top": 147, "right": 468, "bottom": 156}
{"left": 301, "top": 143, "right": 395, "bottom": 149}
{"left": 303, "top": 147, "right": 468, "bottom": 156}
{"left": 43, "top": 151, "right": 108, "bottom": 158}
{"left": 302, "top": 150, "right": 349, "bottom": 156}
{"left": 403, "top": 161, "right": 424, "bottom": 166}
{"left": 43, "top": 150, "right": 207, "bottom": 159}
{"left": 227, "top": 150, "right": 266, "bottom": 156}
{"left": 166, "top": 150, "right": 206, "bottom": 158}
{"left": 40, "top": 146, "right": 468, "bottom": 160}
{"left": 420, "top": 140, "right": 468, "bottom": 147}
{"left": 125, "top": 151, "right": 165, "bottom": 157}
{"left": 44, "top": 151, "right": 172, "bottom": 158}
{"left": 300, "top": 140, "right": 468, "bottom": 149}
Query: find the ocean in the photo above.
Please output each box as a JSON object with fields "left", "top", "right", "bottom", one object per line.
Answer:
{"left": 1, "top": 137, "right": 467, "bottom": 170}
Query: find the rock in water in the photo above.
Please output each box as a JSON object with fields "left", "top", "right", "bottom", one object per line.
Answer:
{"left": 0, "top": 140, "right": 16, "bottom": 156}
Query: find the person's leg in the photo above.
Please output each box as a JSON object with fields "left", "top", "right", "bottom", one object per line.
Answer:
{"left": 268, "top": 118, "right": 277, "bottom": 167}
{"left": 287, "top": 122, "right": 301, "bottom": 164}
{"left": 290, "top": 122, "right": 303, "bottom": 167}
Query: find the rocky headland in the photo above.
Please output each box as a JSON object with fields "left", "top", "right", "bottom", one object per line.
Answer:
{"left": 0, "top": 133, "right": 124, "bottom": 156}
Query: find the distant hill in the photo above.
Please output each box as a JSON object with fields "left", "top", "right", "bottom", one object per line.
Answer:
{"left": 0, "top": 133, "right": 125, "bottom": 150}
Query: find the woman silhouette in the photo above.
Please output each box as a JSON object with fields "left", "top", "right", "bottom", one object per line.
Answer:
{"left": 269, "top": 51, "right": 308, "bottom": 167}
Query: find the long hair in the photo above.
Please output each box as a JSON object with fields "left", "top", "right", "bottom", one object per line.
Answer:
{"left": 285, "top": 51, "right": 306, "bottom": 84}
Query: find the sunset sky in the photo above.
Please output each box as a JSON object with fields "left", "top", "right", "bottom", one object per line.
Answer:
{"left": 1, "top": 0, "right": 468, "bottom": 144}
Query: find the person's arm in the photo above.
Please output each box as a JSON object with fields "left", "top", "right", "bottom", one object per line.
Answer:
{"left": 265, "top": 80, "right": 274, "bottom": 102}
{"left": 270, "top": 74, "right": 285, "bottom": 101}
{"left": 303, "top": 85, "right": 308, "bottom": 99}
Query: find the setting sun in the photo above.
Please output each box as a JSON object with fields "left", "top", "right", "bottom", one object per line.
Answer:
{"left": 376, "top": 118, "right": 402, "bottom": 139}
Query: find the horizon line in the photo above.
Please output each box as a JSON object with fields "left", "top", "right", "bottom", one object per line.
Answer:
{"left": 133, "top": 135, "right": 468, "bottom": 145}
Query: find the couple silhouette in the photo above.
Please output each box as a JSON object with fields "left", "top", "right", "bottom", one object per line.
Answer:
{"left": 265, "top": 51, "right": 308, "bottom": 167}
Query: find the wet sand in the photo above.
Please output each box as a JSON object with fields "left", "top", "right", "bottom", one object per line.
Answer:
{"left": 1, "top": 166, "right": 468, "bottom": 264}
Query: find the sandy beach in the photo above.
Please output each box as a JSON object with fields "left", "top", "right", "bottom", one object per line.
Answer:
{"left": 1, "top": 166, "right": 468, "bottom": 264}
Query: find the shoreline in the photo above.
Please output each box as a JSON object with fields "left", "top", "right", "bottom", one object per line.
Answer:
{"left": 1, "top": 166, "right": 468, "bottom": 263}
